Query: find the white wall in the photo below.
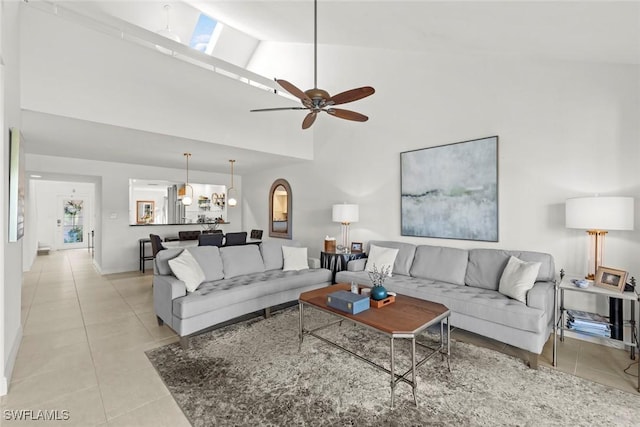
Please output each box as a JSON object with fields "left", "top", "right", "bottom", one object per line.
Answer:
{"left": 1, "top": 0, "right": 22, "bottom": 396}
{"left": 244, "top": 44, "right": 640, "bottom": 314}
{"left": 27, "top": 154, "right": 242, "bottom": 274}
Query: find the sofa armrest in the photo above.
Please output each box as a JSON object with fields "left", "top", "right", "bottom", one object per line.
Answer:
{"left": 527, "top": 281, "right": 554, "bottom": 312}
{"left": 308, "top": 257, "right": 320, "bottom": 269}
{"left": 347, "top": 258, "right": 367, "bottom": 272}
{"left": 153, "top": 274, "right": 187, "bottom": 326}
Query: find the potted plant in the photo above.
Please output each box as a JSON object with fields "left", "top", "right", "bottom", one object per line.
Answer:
{"left": 367, "top": 264, "right": 391, "bottom": 301}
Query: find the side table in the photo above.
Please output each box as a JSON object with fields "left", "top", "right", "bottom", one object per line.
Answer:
{"left": 320, "top": 251, "right": 366, "bottom": 283}
{"left": 553, "top": 273, "right": 639, "bottom": 391}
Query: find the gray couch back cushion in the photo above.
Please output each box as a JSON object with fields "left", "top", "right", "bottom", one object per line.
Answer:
{"left": 154, "top": 247, "right": 224, "bottom": 281}
{"left": 369, "top": 241, "right": 416, "bottom": 276}
{"left": 260, "top": 240, "right": 300, "bottom": 271}
{"left": 410, "top": 245, "right": 468, "bottom": 285}
{"left": 155, "top": 248, "right": 185, "bottom": 275}
{"left": 188, "top": 246, "right": 224, "bottom": 281}
{"left": 465, "top": 249, "right": 555, "bottom": 290}
{"left": 221, "top": 245, "right": 266, "bottom": 279}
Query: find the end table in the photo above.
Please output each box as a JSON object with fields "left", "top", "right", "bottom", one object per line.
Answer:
{"left": 320, "top": 251, "right": 366, "bottom": 283}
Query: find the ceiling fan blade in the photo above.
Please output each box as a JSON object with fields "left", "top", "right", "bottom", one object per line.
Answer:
{"left": 328, "top": 86, "right": 375, "bottom": 106}
{"left": 276, "top": 79, "right": 312, "bottom": 104}
{"left": 250, "top": 107, "right": 308, "bottom": 112}
{"left": 302, "top": 112, "right": 317, "bottom": 129}
{"left": 326, "top": 108, "right": 368, "bottom": 122}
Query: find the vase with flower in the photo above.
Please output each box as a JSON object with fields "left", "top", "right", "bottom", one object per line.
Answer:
{"left": 367, "top": 264, "right": 391, "bottom": 301}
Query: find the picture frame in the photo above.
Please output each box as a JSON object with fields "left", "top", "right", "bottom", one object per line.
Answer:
{"left": 594, "top": 266, "right": 628, "bottom": 293}
{"left": 136, "top": 200, "right": 155, "bottom": 224}
{"left": 400, "top": 136, "right": 498, "bottom": 242}
{"left": 350, "top": 242, "right": 363, "bottom": 253}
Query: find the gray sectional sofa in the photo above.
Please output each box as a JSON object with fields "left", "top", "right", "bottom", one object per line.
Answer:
{"left": 335, "top": 241, "right": 556, "bottom": 367}
{"left": 153, "top": 240, "right": 332, "bottom": 348}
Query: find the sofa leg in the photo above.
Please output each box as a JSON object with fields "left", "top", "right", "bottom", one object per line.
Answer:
{"left": 264, "top": 307, "right": 271, "bottom": 319}
{"left": 180, "top": 336, "right": 190, "bottom": 350}
{"left": 156, "top": 316, "right": 164, "bottom": 326}
{"left": 527, "top": 352, "right": 539, "bottom": 369}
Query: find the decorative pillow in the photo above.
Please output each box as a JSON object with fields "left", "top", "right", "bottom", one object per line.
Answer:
{"left": 365, "top": 244, "right": 399, "bottom": 277}
{"left": 498, "top": 256, "right": 542, "bottom": 304}
{"left": 282, "top": 246, "right": 309, "bottom": 271}
{"left": 168, "top": 249, "right": 206, "bottom": 292}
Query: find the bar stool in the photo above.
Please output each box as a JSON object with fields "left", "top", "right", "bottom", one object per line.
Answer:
{"left": 139, "top": 238, "right": 154, "bottom": 273}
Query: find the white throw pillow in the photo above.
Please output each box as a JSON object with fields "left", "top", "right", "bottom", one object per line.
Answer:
{"left": 282, "top": 246, "right": 309, "bottom": 271}
{"left": 366, "top": 244, "right": 399, "bottom": 277}
{"left": 498, "top": 256, "right": 541, "bottom": 304}
{"left": 168, "top": 249, "right": 206, "bottom": 292}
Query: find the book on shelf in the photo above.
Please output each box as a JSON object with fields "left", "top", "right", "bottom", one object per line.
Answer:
{"left": 566, "top": 322, "right": 611, "bottom": 338}
{"left": 566, "top": 309, "right": 609, "bottom": 324}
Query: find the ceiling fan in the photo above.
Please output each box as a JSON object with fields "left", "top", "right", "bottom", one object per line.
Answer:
{"left": 250, "top": 0, "right": 375, "bottom": 130}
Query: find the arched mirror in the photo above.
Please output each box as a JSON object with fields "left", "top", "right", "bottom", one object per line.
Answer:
{"left": 269, "top": 179, "right": 292, "bottom": 239}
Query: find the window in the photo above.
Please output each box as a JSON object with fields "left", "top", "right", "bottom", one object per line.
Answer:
{"left": 189, "top": 14, "right": 219, "bottom": 53}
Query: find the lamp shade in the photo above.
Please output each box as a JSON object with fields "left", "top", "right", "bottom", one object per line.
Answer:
{"left": 565, "top": 197, "right": 634, "bottom": 230}
{"left": 332, "top": 204, "right": 359, "bottom": 223}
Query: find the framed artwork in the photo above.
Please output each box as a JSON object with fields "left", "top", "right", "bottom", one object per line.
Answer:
{"left": 136, "top": 200, "right": 155, "bottom": 224}
{"left": 8, "top": 128, "right": 25, "bottom": 242}
{"left": 401, "top": 136, "right": 499, "bottom": 242}
{"left": 350, "top": 242, "right": 363, "bottom": 253}
{"left": 594, "top": 266, "right": 628, "bottom": 293}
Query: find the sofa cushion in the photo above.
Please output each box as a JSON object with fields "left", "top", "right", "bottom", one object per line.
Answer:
{"left": 260, "top": 240, "right": 300, "bottom": 271}
{"left": 366, "top": 244, "right": 399, "bottom": 276}
{"left": 168, "top": 249, "right": 206, "bottom": 292}
{"left": 368, "top": 241, "right": 416, "bottom": 276}
{"left": 173, "top": 269, "right": 331, "bottom": 318}
{"left": 465, "top": 249, "right": 555, "bottom": 290}
{"left": 498, "top": 256, "right": 541, "bottom": 303}
{"left": 220, "top": 245, "right": 265, "bottom": 279}
{"left": 187, "top": 246, "right": 224, "bottom": 282}
{"left": 410, "top": 245, "right": 468, "bottom": 286}
{"left": 282, "top": 246, "right": 309, "bottom": 271}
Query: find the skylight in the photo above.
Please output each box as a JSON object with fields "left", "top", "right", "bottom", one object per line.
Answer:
{"left": 189, "top": 13, "right": 219, "bottom": 54}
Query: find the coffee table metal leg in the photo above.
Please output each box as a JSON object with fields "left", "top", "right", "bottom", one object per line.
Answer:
{"left": 390, "top": 336, "right": 395, "bottom": 409}
{"left": 298, "top": 302, "right": 304, "bottom": 352}
{"left": 411, "top": 337, "right": 417, "bottom": 406}
{"left": 446, "top": 318, "right": 451, "bottom": 372}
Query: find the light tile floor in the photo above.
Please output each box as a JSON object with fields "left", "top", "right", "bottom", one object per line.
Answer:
{"left": 1, "top": 249, "right": 638, "bottom": 426}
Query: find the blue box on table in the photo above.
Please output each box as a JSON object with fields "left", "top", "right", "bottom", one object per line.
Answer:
{"left": 326, "top": 290, "right": 370, "bottom": 315}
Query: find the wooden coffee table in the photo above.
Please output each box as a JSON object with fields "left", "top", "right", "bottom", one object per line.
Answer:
{"left": 298, "top": 283, "right": 451, "bottom": 407}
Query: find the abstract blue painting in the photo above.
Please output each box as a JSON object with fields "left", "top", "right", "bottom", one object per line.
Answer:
{"left": 401, "top": 136, "right": 498, "bottom": 242}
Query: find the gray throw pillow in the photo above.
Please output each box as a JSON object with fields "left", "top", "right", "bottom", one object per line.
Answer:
{"left": 410, "top": 245, "right": 468, "bottom": 285}
{"left": 187, "top": 246, "right": 224, "bottom": 282}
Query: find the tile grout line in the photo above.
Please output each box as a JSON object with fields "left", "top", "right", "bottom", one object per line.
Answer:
{"left": 69, "top": 250, "right": 111, "bottom": 425}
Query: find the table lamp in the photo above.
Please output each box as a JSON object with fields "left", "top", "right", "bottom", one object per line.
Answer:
{"left": 332, "top": 203, "right": 359, "bottom": 253}
{"left": 565, "top": 196, "right": 634, "bottom": 279}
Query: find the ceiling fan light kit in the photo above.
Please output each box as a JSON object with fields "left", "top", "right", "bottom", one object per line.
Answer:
{"left": 250, "top": 0, "right": 374, "bottom": 129}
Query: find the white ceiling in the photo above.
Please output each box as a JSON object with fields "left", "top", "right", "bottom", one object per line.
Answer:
{"left": 22, "top": 1, "right": 640, "bottom": 176}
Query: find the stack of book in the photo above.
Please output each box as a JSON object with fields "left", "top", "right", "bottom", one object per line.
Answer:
{"left": 566, "top": 309, "right": 611, "bottom": 338}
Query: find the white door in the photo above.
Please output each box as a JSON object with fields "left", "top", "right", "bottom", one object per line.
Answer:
{"left": 57, "top": 197, "right": 89, "bottom": 249}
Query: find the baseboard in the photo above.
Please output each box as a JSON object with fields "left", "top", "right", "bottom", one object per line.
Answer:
{"left": 2, "top": 324, "right": 23, "bottom": 396}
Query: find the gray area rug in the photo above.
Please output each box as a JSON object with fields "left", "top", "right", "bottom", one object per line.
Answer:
{"left": 146, "top": 308, "right": 640, "bottom": 426}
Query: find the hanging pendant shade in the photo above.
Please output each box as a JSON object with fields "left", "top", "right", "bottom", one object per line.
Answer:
{"left": 228, "top": 160, "right": 238, "bottom": 207}
{"left": 181, "top": 153, "right": 194, "bottom": 206}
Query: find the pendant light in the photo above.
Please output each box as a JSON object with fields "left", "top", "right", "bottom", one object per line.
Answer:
{"left": 157, "top": 4, "right": 181, "bottom": 43}
{"left": 228, "top": 160, "right": 238, "bottom": 207}
{"left": 181, "top": 153, "right": 194, "bottom": 206}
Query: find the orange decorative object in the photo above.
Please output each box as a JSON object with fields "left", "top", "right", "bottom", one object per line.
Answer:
{"left": 370, "top": 295, "right": 395, "bottom": 308}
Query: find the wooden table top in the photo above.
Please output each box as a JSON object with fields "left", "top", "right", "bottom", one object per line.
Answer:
{"left": 299, "top": 283, "right": 450, "bottom": 335}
